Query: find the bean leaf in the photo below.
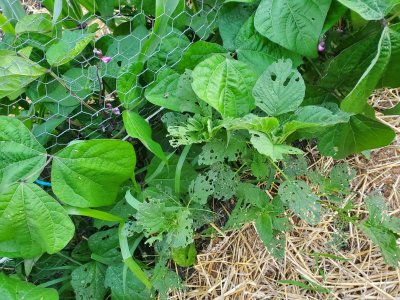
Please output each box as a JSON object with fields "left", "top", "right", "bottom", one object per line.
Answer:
{"left": 254, "top": 0, "right": 332, "bottom": 57}
{"left": 191, "top": 54, "right": 258, "bottom": 118}
{"left": 253, "top": 59, "right": 305, "bottom": 116}
{"left": 51, "top": 140, "right": 136, "bottom": 207}
{"left": 0, "top": 116, "right": 47, "bottom": 188}
{"left": 0, "top": 183, "right": 74, "bottom": 258}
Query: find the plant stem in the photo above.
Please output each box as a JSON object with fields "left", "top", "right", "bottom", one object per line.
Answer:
{"left": 48, "top": 70, "right": 98, "bottom": 113}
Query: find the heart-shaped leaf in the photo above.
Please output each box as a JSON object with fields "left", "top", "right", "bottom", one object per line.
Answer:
{"left": 51, "top": 140, "right": 136, "bottom": 207}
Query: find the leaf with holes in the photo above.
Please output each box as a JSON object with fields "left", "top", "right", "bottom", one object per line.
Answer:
{"left": 135, "top": 199, "right": 194, "bottom": 248}
{"left": 250, "top": 131, "right": 304, "bottom": 161}
{"left": 189, "top": 173, "right": 217, "bottom": 204}
{"left": 0, "top": 183, "right": 74, "bottom": 258}
{"left": 191, "top": 54, "right": 258, "bottom": 118}
{"left": 254, "top": 0, "right": 332, "bottom": 57}
{"left": 253, "top": 59, "right": 305, "bottom": 116}
{"left": 358, "top": 192, "right": 400, "bottom": 267}
{"left": 71, "top": 262, "right": 107, "bottom": 300}
{"left": 0, "top": 116, "right": 47, "bottom": 189}
{"left": 278, "top": 180, "right": 321, "bottom": 225}
{"left": 51, "top": 140, "right": 136, "bottom": 208}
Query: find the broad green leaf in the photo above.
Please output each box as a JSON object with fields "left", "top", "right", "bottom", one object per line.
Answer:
{"left": 15, "top": 13, "right": 52, "bottom": 35}
{"left": 117, "top": 62, "right": 144, "bottom": 110}
{"left": 145, "top": 28, "right": 190, "bottom": 81}
{"left": 281, "top": 106, "right": 350, "bottom": 139}
{"left": 103, "top": 25, "right": 149, "bottom": 79}
{"left": 46, "top": 30, "right": 94, "bottom": 66}
{"left": 254, "top": 0, "right": 332, "bottom": 57}
{"left": 191, "top": 54, "right": 258, "bottom": 118}
{"left": 123, "top": 111, "right": 167, "bottom": 162}
{"left": 52, "top": 140, "right": 136, "bottom": 208}
{"left": 235, "top": 15, "right": 302, "bottom": 74}
{"left": 104, "top": 265, "right": 151, "bottom": 300}
{"left": 176, "top": 41, "right": 226, "bottom": 73}
{"left": 253, "top": 59, "right": 305, "bottom": 116}
{"left": 278, "top": 180, "right": 321, "bottom": 225}
{"left": 0, "top": 50, "right": 46, "bottom": 99}
{"left": 337, "top": 0, "right": 399, "bottom": 20}
{"left": 358, "top": 193, "right": 400, "bottom": 267}
{"left": 171, "top": 243, "right": 197, "bottom": 267}
{"left": 255, "top": 213, "right": 273, "bottom": 247}
{"left": 0, "top": 273, "right": 58, "bottom": 300}
{"left": 318, "top": 115, "right": 395, "bottom": 159}
{"left": 319, "top": 32, "right": 381, "bottom": 93}
{"left": 0, "top": 116, "right": 47, "bottom": 188}
{"left": 222, "top": 114, "right": 279, "bottom": 134}
{"left": 219, "top": 2, "right": 256, "bottom": 50}
{"left": 145, "top": 70, "right": 201, "bottom": 113}
{"left": 71, "top": 262, "right": 107, "bottom": 300}
{"left": 379, "top": 23, "right": 400, "bottom": 88}
{"left": 341, "top": 27, "right": 391, "bottom": 114}
{"left": 0, "top": 183, "right": 74, "bottom": 258}
{"left": 88, "top": 229, "right": 121, "bottom": 265}
{"left": 250, "top": 131, "right": 303, "bottom": 161}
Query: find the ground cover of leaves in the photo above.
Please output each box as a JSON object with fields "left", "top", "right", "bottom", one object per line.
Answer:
{"left": 170, "top": 89, "right": 400, "bottom": 300}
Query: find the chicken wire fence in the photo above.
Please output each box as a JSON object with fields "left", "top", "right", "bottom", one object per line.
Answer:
{"left": 0, "top": 0, "right": 221, "bottom": 151}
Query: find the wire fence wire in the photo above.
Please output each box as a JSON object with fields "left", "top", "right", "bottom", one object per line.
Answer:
{"left": 0, "top": 0, "right": 221, "bottom": 150}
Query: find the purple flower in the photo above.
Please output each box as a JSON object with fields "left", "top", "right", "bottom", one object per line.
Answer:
{"left": 93, "top": 48, "right": 102, "bottom": 56}
{"left": 100, "top": 56, "right": 112, "bottom": 63}
{"left": 318, "top": 39, "right": 325, "bottom": 53}
{"left": 112, "top": 107, "right": 121, "bottom": 116}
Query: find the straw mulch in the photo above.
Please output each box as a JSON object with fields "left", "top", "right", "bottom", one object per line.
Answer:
{"left": 170, "top": 89, "right": 400, "bottom": 300}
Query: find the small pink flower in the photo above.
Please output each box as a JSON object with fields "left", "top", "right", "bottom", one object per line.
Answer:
{"left": 318, "top": 39, "right": 325, "bottom": 53}
{"left": 100, "top": 56, "right": 112, "bottom": 63}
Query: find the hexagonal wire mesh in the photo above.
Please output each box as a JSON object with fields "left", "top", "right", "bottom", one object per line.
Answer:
{"left": 0, "top": 0, "right": 222, "bottom": 153}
